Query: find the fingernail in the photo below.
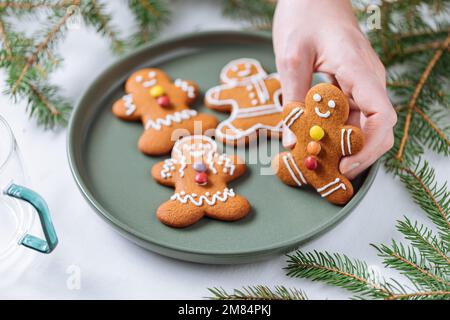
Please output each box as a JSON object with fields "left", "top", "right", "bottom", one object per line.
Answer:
{"left": 344, "top": 162, "right": 361, "bottom": 174}
{"left": 282, "top": 127, "right": 297, "bottom": 149}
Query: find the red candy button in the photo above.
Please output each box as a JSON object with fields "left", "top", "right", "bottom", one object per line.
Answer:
{"left": 195, "top": 172, "right": 208, "bottom": 185}
{"left": 157, "top": 95, "right": 170, "bottom": 108}
{"left": 304, "top": 156, "right": 318, "bottom": 171}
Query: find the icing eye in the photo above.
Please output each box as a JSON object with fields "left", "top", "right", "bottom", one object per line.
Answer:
{"left": 328, "top": 100, "right": 336, "bottom": 108}
{"left": 313, "top": 93, "right": 322, "bottom": 102}
{"left": 231, "top": 65, "right": 238, "bottom": 72}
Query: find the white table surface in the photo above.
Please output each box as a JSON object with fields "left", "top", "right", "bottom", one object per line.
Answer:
{"left": 1, "top": 0, "right": 449, "bottom": 300}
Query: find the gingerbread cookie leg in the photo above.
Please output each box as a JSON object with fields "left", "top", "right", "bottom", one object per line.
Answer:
{"left": 312, "top": 175, "right": 354, "bottom": 205}
{"left": 156, "top": 199, "right": 205, "bottom": 228}
{"left": 272, "top": 152, "right": 307, "bottom": 188}
{"left": 205, "top": 192, "right": 250, "bottom": 221}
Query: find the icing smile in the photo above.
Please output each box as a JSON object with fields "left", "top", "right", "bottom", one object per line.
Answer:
{"left": 237, "top": 68, "right": 251, "bottom": 77}
{"left": 315, "top": 106, "right": 331, "bottom": 118}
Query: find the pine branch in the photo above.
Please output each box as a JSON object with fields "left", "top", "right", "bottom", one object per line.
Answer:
{"left": 0, "top": 0, "right": 72, "bottom": 11}
{"left": 0, "top": 15, "right": 11, "bottom": 57}
{"left": 285, "top": 251, "right": 395, "bottom": 299}
{"left": 414, "top": 107, "right": 450, "bottom": 155}
{"left": 397, "top": 217, "right": 450, "bottom": 268}
{"left": 373, "top": 241, "right": 449, "bottom": 291}
{"left": 396, "top": 35, "right": 450, "bottom": 162}
{"left": 26, "top": 83, "right": 72, "bottom": 129}
{"left": 10, "top": 9, "right": 74, "bottom": 95}
{"left": 208, "top": 286, "right": 307, "bottom": 301}
{"left": 127, "top": 0, "right": 170, "bottom": 46}
{"left": 221, "top": 0, "right": 276, "bottom": 30}
{"left": 386, "top": 290, "right": 450, "bottom": 300}
{"left": 81, "top": 0, "right": 125, "bottom": 54}
{"left": 399, "top": 162, "right": 450, "bottom": 245}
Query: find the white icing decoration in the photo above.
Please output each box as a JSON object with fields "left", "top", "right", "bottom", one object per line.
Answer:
{"left": 313, "top": 93, "right": 322, "bottom": 102}
{"left": 135, "top": 75, "right": 143, "bottom": 82}
{"left": 122, "top": 94, "right": 136, "bottom": 116}
{"left": 170, "top": 188, "right": 235, "bottom": 207}
{"left": 347, "top": 129, "right": 353, "bottom": 155}
{"left": 145, "top": 110, "right": 197, "bottom": 131}
{"left": 328, "top": 100, "right": 336, "bottom": 108}
{"left": 315, "top": 107, "right": 331, "bottom": 118}
{"left": 161, "top": 159, "right": 177, "bottom": 179}
{"left": 231, "top": 65, "right": 238, "bottom": 72}
{"left": 317, "top": 178, "right": 340, "bottom": 192}
{"left": 148, "top": 71, "right": 156, "bottom": 78}
{"left": 236, "top": 105, "right": 282, "bottom": 119}
{"left": 321, "top": 183, "right": 347, "bottom": 197}
{"left": 282, "top": 153, "right": 307, "bottom": 187}
{"left": 206, "top": 150, "right": 218, "bottom": 174}
{"left": 284, "top": 107, "right": 303, "bottom": 128}
{"left": 340, "top": 128, "right": 353, "bottom": 156}
{"left": 174, "top": 78, "right": 196, "bottom": 99}
{"left": 143, "top": 79, "right": 157, "bottom": 87}
{"left": 179, "top": 156, "right": 187, "bottom": 177}
{"left": 205, "top": 64, "right": 283, "bottom": 141}
{"left": 238, "top": 69, "right": 251, "bottom": 77}
{"left": 220, "top": 58, "right": 267, "bottom": 83}
{"left": 217, "top": 154, "right": 236, "bottom": 175}
{"left": 317, "top": 178, "right": 347, "bottom": 197}
{"left": 249, "top": 92, "right": 256, "bottom": 98}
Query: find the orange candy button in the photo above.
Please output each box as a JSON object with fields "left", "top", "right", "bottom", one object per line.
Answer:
{"left": 307, "top": 141, "right": 321, "bottom": 155}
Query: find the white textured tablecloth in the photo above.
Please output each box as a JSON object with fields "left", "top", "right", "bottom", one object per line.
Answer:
{"left": 1, "top": 0, "right": 449, "bottom": 299}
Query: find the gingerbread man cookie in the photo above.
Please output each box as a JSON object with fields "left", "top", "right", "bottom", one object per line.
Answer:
{"left": 205, "top": 58, "right": 283, "bottom": 145}
{"left": 112, "top": 68, "right": 218, "bottom": 155}
{"left": 272, "top": 83, "right": 364, "bottom": 205}
{"left": 151, "top": 135, "right": 251, "bottom": 228}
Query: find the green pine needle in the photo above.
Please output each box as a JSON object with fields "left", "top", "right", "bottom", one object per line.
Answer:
{"left": 208, "top": 285, "right": 307, "bottom": 300}
{"left": 127, "top": 0, "right": 170, "bottom": 47}
{"left": 372, "top": 241, "right": 449, "bottom": 292}
{"left": 221, "top": 0, "right": 276, "bottom": 30}
{"left": 81, "top": 0, "right": 125, "bottom": 54}
{"left": 397, "top": 217, "right": 450, "bottom": 269}
{"left": 399, "top": 161, "right": 450, "bottom": 245}
{"left": 285, "top": 250, "right": 397, "bottom": 300}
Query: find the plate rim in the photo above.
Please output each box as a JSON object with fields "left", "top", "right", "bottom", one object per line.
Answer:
{"left": 67, "top": 30, "right": 380, "bottom": 263}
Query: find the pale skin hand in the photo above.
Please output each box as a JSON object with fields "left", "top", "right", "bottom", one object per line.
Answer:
{"left": 273, "top": 0, "right": 397, "bottom": 179}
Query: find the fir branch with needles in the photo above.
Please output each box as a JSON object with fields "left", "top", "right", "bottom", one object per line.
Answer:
{"left": 127, "top": 0, "right": 170, "bottom": 47}
{"left": 221, "top": 0, "right": 276, "bottom": 30}
{"left": 208, "top": 286, "right": 307, "bottom": 301}
{"left": 81, "top": 0, "right": 125, "bottom": 54}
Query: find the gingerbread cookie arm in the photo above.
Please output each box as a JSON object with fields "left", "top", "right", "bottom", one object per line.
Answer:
{"left": 151, "top": 159, "right": 177, "bottom": 187}
{"left": 339, "top": 125, "right": 364, "bottom": 157}
{"left": 112, "top": 93, "right": 143, "bottom": 121}
{"left": 282, "top": 102, "right": 305, "bottom": 132}
{"left": 204, "top": 85, "right": 237, "bottom": 113}
{"left": 214, "top": 154, "right": 247, "bottom": 182}
{"left": 174, "top": 79, "right": 199, "bottom": 104}
{"left": 272, "top": 152, "right": 307, "bottom": 188}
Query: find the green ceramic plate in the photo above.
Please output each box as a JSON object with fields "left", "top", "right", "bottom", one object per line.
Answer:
{"left": 68, "top": 31, "right": 379, "bottom": 264}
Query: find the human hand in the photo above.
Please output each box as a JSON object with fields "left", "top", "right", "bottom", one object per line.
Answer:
{"left": 273, "top": 0, "right": 397, "bottom": 179}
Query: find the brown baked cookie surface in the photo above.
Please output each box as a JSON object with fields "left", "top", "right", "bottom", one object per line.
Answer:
{"left": 151, "top": 135, "right": 251, "bottom": 228}
{"left": 272, "top": 83, "right": 364, "bottom": 205}
{"left": 204, "top": 58, "right": 283, "bottom": 145}
{"left": 112, "top": 68, "right": 218, "bottom": 156}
